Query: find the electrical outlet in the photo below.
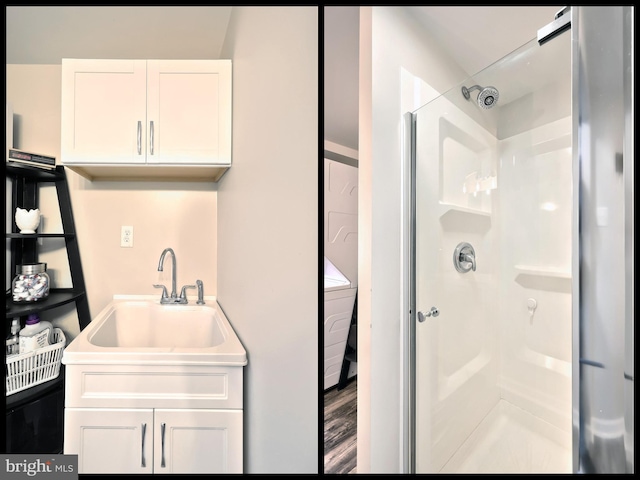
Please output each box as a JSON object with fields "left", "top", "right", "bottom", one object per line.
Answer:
{"left": 121, "top": 225, "right": 134, "bottom": 248}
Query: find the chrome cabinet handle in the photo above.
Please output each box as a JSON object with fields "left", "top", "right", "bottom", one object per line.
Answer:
{"left": 150, "top": 120, "right": 154, "bottom": 155}
{"left": 141, "top": 423, "right": 147, "bottom": 467}
{"left": 161, "top": 422, "right": 166, "bottom": 468}
{"left": 418, "top": 307, "right": 439, "bottom": 322}
{"left": 137, "top": 121, "right": 142, "bottom": 155}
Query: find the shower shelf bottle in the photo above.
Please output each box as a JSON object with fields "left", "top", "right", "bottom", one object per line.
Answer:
{"left": 19, "top": 314, "right": 54, "bottom": 354}
{"left": 6, "top": 318, "right": 21, "bottom": 356}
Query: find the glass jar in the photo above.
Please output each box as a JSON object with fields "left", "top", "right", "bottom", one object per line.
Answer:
{"left": 12, "top": 263, "right": 50, "bottom": 303}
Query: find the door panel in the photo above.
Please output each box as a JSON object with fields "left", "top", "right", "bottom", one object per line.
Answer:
{"left": 414, "top": 92, "right": 499, "bottom": 474}
{"left": 154, "top": 409, "right": 243, "bottom": 474}
{"left": 64, "top": 408, "right": 153, "bottom": 474}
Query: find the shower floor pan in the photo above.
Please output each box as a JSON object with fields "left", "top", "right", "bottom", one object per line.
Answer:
{"left": 440, "top": 399, "right": 572, "bottom": 474}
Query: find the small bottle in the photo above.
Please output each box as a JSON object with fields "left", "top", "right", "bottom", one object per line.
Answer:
{"left": 19, "top": 314, "right": 54, "bottom": 353}
{"left": 6, "top": 318, "right": 21, "bottom": 356}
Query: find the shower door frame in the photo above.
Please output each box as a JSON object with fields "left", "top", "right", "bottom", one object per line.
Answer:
{"left": 572, "top": 6, "right": 634, "bottom": 474}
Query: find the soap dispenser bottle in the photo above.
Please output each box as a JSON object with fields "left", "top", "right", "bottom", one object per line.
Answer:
{"left": 6, "top": 318, "right": 21, "bottom": 355}
{"left": 19, "top": 313, "right": 54, "bottom": 353}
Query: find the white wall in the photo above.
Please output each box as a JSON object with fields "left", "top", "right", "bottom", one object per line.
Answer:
{"left": 498, "top": 115, "right": 573, "bottom": 431}
{"left": 6, "top": 65, "right": 218, "bottom": 341}
{"left": 217, "top": 6, "right": 318, "bottom": 474}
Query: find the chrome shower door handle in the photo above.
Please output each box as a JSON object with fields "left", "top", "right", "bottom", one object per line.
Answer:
{"left": 418, "top": 307, "right": 439, "bottom": 322}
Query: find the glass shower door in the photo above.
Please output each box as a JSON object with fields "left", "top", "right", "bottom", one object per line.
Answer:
{"left": 413, "top": 33, "right": 572, "bottom": 474}
{"left": 413, "top": 80, "right": 500, "bottom": 474}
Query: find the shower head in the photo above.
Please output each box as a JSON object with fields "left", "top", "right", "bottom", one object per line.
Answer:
{"left": 461, "top": 85, "right": 500, "bottom": 109}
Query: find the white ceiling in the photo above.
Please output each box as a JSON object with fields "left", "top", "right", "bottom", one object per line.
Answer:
{"left": 6, "top": 6, "right": 563, "bottom": 155}
{"left": 323, "top": 6, "right": 563, "bottom": 152}
{"left": 5, "top": 6, "right": 232, "bottom": 63}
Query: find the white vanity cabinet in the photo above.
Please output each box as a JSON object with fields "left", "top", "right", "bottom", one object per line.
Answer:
{"left": 60, "top": 58, "right": 231, "bottom": 181}
{"left": 64, "top": 407, "right": 243, "bottom": 474}
{"left": 63, "top": 362, "right": 244, "bottom": 474}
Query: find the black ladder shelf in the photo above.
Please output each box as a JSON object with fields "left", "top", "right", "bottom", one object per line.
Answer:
{"left": 5, "top": 161, "right": 91, "bottom": 453}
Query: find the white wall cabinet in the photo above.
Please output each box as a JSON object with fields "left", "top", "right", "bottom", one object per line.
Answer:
{"left": 61, "top": 59, "right": 231, "bottom": 181}
{"left": 65, "top": 407, "right": 243, "bottom": 474}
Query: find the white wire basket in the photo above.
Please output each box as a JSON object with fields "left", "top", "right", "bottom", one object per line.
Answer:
{"left": 6, "top": 327, "right": 66, "bottom": 396}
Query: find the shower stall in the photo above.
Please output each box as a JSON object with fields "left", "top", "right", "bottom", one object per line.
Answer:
{"left": 406, "top": 6, "right": 633, "bottom": 474}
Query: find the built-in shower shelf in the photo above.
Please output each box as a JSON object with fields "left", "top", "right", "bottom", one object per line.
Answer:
{"left": 514, "top": 265, "right": 571, "bottom": 279}
{"left": 514, "top": 266, "right": 571, "bottom": 292}
{"left": 439, "top": 203, "right": 491, "bottom": 232}
{"left": 439, "top": 203, "right": 491, "bottom": 217}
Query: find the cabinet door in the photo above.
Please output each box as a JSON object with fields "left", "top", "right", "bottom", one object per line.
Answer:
{"left": 154, "top": 409, "right": 243, "bottom": 474}
{"left": 61, "top": 59, "right": 147, "bottom": 164}
{"left": 64, "top": 408, "right": 153, "bottom": 474}
{"left": 146, "top": 60, "right": 232, "bottom": 165}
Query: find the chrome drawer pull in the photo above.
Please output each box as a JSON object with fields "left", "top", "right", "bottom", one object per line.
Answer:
{"left": 141, "top": 423, "right": 147, "bottom": 467}
{"left": 150, "top": 120, "right": 155, "bottom": 155}
{"left": 161, "top": 422, "right": 166, "bottom": 468}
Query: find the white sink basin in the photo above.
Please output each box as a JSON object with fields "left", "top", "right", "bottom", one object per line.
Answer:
{"left": 89, "top": 302, "right": 225, "bottom": 348}
{"left": 62, "top": 295, "right": 247, "bottom": 366}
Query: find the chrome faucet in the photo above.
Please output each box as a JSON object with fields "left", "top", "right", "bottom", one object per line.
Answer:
{"left": 153, "top": 248, "right": 195, "bottom": 304}
{"left": 157, "top": 248, "right": 177, "bottom": 299}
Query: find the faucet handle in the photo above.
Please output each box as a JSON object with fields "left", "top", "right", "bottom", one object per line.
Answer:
{"left": 179, "top": 284, "right": 196, "bottom": 301}
{"left": 153, "top": 284, "right": 169, "bottom": 299}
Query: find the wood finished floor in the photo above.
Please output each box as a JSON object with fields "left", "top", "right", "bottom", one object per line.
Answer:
{"left": 324, "top": 378, "right": 357, "bottom": 474}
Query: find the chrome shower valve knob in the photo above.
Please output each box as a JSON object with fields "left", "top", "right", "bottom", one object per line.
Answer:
{"left": 454, "top": 242, "right": 477, "bottom": 273}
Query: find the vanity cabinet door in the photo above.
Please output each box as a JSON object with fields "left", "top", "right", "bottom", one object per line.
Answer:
{"left": 154, "top": 409, "right": 243, "bottom": 474}
{"left": 64, "top": 407, "right": 153, "bottom": 474}
{"left": 61, "top": 59, "right": 148, "bottom": 164}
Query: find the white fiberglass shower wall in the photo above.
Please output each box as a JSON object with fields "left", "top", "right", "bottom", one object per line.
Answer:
{"left": 411, "top": 22, "right": 572, "bottom": 474}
